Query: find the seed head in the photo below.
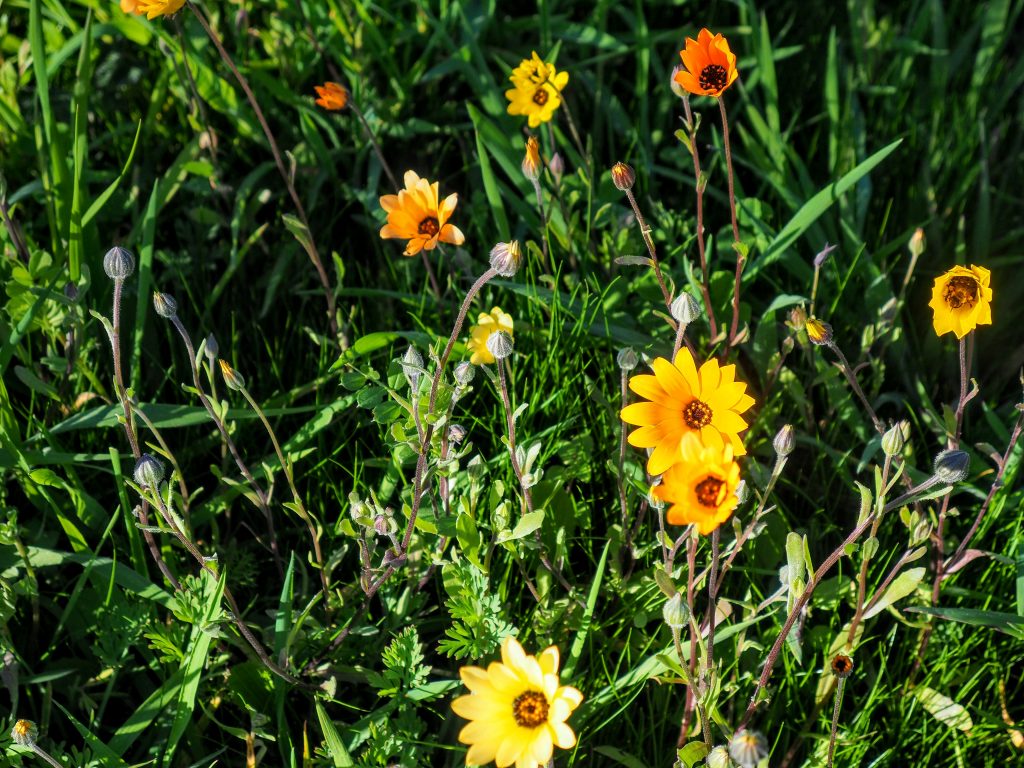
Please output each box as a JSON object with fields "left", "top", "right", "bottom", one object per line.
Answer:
{"left": 454, "top": 361, "right": 475, "bottom": 387}
{"left": 773, "top": 424, "right": 795, "bottom": 458}
{"left": 486, "top": 330, "right": 514, "bottom": 361}
{"left": 152, "top": 291, "right": 178, "bottom": 318}
{"left": 611, "top": 162, "right": 635, "bottom": 192}
{"left": 489, "top": 240, "right": 523, "bottom": 278}
{"left": 933, "top": 449, "right": 969, "bottom": 483}
{"left": 133, "top": 453, "right": 165, "bottom": 489}
{"left": 448, "top": 423, "right": 467, "bottom": 444}
{"left": 11, "top": 719, "right": 37, "bottom": 747}
{"left": 103, "top": 246, "right": 135, "bottom": 280}
{"left": 616, "top": 347, "right": 638, "bottom": 372}
{"left": 882, "top": 420, "right": 909, "bottom": 457}
{"left": 218, "top": 359, "right": 246, "bottom": 391}
{"left": 662, "top": 592, "right": 690, "bottom": 630}
{"left": 670, "top": 291, "right": 702, "bottom": 325}
{"left": 706, "top": 746, "right": 732, "bottom": 768}
{"left": 728, "top": 729, "right": 768, "bottom": 768}
{"left": 805, "top": 317, "right": 833, "bottom": 345}
{"left": 522, "top": 136, "right": 542, "bottom": 182}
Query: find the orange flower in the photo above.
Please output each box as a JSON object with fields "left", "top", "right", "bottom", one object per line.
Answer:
{"left": 652, "top": 433, "right": 741, "bottom": 534}
{"left": 673, "top": 28, "right": 739, "bottom": 98}
{"left": 130, "top": 0, "right": 185, "bottom": 19}
{"left": 379, "top": 171, "right": 465, "bottom": 257}
{"left": 314, "top": 82, "right": 350, "bottom": 111}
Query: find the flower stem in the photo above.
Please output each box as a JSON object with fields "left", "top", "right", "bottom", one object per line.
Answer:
{"left": 682, "top": 96, "right": 719, "bottom": 340}
{"left": 826, "top": 341, "right": 886, "bottom": 436}
{"left": 847, "top": 454, "right": 894, "bottom": 646}
{"left": 347, "top": 98, "right": 400, "bottom": 192}
{"left": 826, "top": 677, "right": 847, "bottom": 767}
{"left": 532, "top": 177, "right": 550, "bottom": 270}
{"left": 718, "top": 98, "right": 743, "bottom": 349}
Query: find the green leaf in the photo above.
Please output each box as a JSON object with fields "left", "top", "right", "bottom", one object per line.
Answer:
{"left": 497, "top": 510, "right": 545, "bottom": 543}
{"left": 913, "top": 685, "right": 973, "bottom": 732}
{"left": 864, "top": 567, "right": 926, "bottom": 619}
{"left": 316, "top": 698, "right": 355, "bottom": 766}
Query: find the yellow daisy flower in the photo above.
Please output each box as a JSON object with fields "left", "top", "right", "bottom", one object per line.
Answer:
{"left": 467, "top": 307, "right": 514, "bottom": 366}
{"left": 126, "top": 0, "right": 185, "bottom": 19}
{"left": 652, "top": 433, "right": 741, "bottom": 534}
{"left": 451, "top": 636, "right": 583, "bottom": 768}
{"left": 379, "top": 170, "right": 465, "bottom": 257}
{"left": 620, "top": 348, "right": 755, "bottom": 476}
{"left": 928, "top": 264, "right": 993, "bottom": 339}
{"left": 505, "top": 52, "right": 569, "bottom": 129}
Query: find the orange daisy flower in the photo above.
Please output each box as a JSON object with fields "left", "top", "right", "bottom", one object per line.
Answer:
{"left": 313, "top": 82, "right": 349, "bottom": 111}
{"left": 620, "top": 348, "right": 754, "bottom": 476}
{"left": 673, "top": 28, "right": 739, "bottom": 98}
{"left": 379, "top": 171, "right": 465, "bottom": 257}
{"left": 652, "top": 433, "right": 741, "bottom": 534}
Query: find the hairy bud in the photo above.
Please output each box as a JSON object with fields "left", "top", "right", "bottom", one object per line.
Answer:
{"left": 103, "top": 246, "right": 135, "bottom": 280}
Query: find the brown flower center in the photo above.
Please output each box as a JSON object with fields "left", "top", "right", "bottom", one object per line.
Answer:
{"left": 418, "top": 217, "right": 440, "bottom": 237}
{"left": 695, "top": 476, "right": 725, "bottom": 508}
{"left": 830, "top": 654, "right": 854, "bottom": 679}
{"left": 698, "top": 64, "right": 728, "bottom": 93}
{"left": 683, "top": 399, "right": 713, "bottom": 429}
{"left": 943, "top": 276, "right": 978, "bottom": 310}
{"left": 532, "top": 88, "right": 549, "bottom": 106}
{"left": 512, "top": 690, "right": 549, "bottom": 728}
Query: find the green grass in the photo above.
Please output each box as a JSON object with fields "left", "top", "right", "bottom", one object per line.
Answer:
{"left": 1, "top": 0, "right": 1023, "bottom": 766}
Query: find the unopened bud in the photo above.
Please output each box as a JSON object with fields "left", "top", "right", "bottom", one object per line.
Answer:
{"left": 448, "top": 423, "right": 467, "bottom": 444}
{"left": 522, "top": 136, "right": 541, "bottom": 182}
{"left": 402, "top": 345, "right": 424, "bottom": 389}
{"left": 670, "top": 292, "right": 702, "bottom": 325}
{"left": 218, "top": 359, "right": 246, "bottom": 391}
{"left": 805, "top": 317, "right": 833, "bottom": 346}
{"left": 611, "top": 162, "right": 635, "bottom": 192}
{"left": 789, "top": 306, "right": 807, "bottom": 331}
{"left": 734, "top": 479, "right": 749, "bottom": 505}
{"left": 103, "top": 246, "right": 135, "bottom": 280}
{"left": 616, "top": 347, "right": 638, "bottom": 371}
{"left": 814, "top": 242, "right": 837, "bottom": 267}
{"left": 909, "top": 227, "right": 925, "bottom": 258}
{"left": 204, "top": 333, "right": 219, "bottom": 361}
{"left": 773, "top": 424, "right": 795, "bottom": 457}
{"left": 11, "top": 719, "right": 37, "bottom": 747}
{"left": 486, "top": 330, "right": 514, "bottom": 361}
{"left": 669, "top": 65, "right": 687, "bottom": 100}
{"left": 64, "top": 282, "right": 79, "bottom": 302}
{"left": 152, "top": 291, "right": 178, "bottom": 318}
{"left": 933, "top": 449, "right": 969, "bottom": 483}
{"left": 454, "top": 361, "right": 475, "bottom": 387}
{"left": 548, "top": 152, "right": 564, "bottom": 181}
{"left": 133, "top": 453, "right": 165, "bottom": 489}
{"left": 662, "top": 592, "right": 690, "bottom": 629}
{"left": 706, "top": 746, "right": 731, "bottom": 768}
{"left": 882, "top": 421, "right": 909, "bottom": 457}
{"left": 489, "top": 241, "right": 523, "bottom": 277}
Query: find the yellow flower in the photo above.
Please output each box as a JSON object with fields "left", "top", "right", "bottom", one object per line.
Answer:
{"left": 127, "top": 0, "right": 185, "bottom": 19}
{"left": 805, "top": 317, "right": 833, "bottom": 346}
{"left": 673, "top": 28, "right": 739, "bottom": 98}
{"left": 467, "top": 308, "right": 514, "bottom": 366}
{"left": 379, "top": 170, "right": 465, "bottom": 257}
{"left": 505, "top": 52, "right": 569, "bottom": 129}
{"left": 313, "top": 82, "right": 349, "bottom": 111}
{"left": 652, "top": 433, "right": 741, "bottom": 534}
{"left": 928, "top": 264, "right": 993, "bottom": 339}
{"left": 522, "top": 136, "right": 542, "bottom": 182}
{"left": 451, "top": 636, "right": 583, "bottom": 768}
{"left": 620, "top": 348, "right": 755, "bottom": 476}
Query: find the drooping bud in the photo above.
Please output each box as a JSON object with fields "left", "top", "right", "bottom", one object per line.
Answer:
{"left": 616, "top": 347, "right": 638, "bottom": 371}
{"left": 133, "top": 453, "right": 165, "bottom": 489}
{"left": 522, "top": 136, "right": 542, "bottom": 182}
{"left": 152, "top": 291, "right": 178, "bottom": 318}
{"left": 10, "top": 719, "right": 38, "bottom": 747}
{"left": 402, "top": 345, "right": 424, "bottom": 389}
{"left": 773, "top": 424, "right": 795, "bottom": 458}
{"left": 728, "top": 729, "right": 768, "bottom": 768}
{"left": 611, "top": 162, "right": 635, "bottom": 192}
{"left": 662, "top": 592, "right": 690, "bottom": 629}
{"left": 454, "top": 361, "right": 475, "bottom": 387}
{"left": 489, "top": 241, "right": 523, "bottom": 277}
{"left": 670, "top": 292, "right": 702, "bottom": 325}
{"left": 103, "top": 246, "right": 135, "bottom": 280}
{"left": 882, "top": 420, "right": 909, "bottom": 457}
{"left": 218, "top": 359, "right": 246, "bottom": 391}
{"left": 805, "top": 317, "right": 833, "bottom": 346}
{"left": 814, "top": 242, "right": 838, "bottom": 267}
{"left": 933, "top": 449, "right": 969, "bottom": 483}
{"left": 908, "top": 227, "right": 925, "bottom": 258}
{"left": 486, "top": 330, "right": 514, "bottom": 361}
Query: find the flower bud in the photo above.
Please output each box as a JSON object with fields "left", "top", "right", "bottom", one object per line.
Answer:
{"left": 773, "top": 424, "right": 795, "bottom": 457}
{"left": 933, "top": 449, "right": 969, "bottom": 483}
{"left": 489, "top": 241, "right": 523, "bottom": 278}
{"left": 734, "top": 479, "right": 749, "bottom": 505}
{"left": 830, "top": 653, "right": 854, "bottom": 679}
{"left": 133, "top": 453, "right": 165, "bottom": 489}
{"left": 882, "top": 420, "right": 909, "bottom": 457}
{"left": 908, "top": 227, "right": 925, "bottom": 258}
{"left": 448, "top": 423, "right": 467, "bottom": 444}
{"left": 522, "top": 136, "right": 541, "bottom": 182}
{"left": 788, "top": 306, "right": 807, "bottom": 331}
{"left": 669, "top": 65, "right": 688, "bottom": 100}
{"left": 11, "top": 719, "right": 37, "bottom": 747}
{"left": 204, "top": 333, "right": 219, "bottom": 361}
{"left": 805, "top": 317, "right": 833, "bottom": 346}
{"left": 814, "top": 241, "right": 837, "bottom": 267}
{"left": 670, "top": 292, "right": 702, "bottom": 325}
{"left": 611, "top": 161, "right": 635, "bottom": 192}
{"left": 103, "top": 246, "right": 135, "bottom": 280}
{"left": 728, "top": 729, "right": 768, "bottom": 768}
{"left": 218, "top": 359, "right": 246, "bottom": 391}
{"left": 616, "top": 347, "right": 638, "bottom": 371}
{"left": 152, "top": 291, "right": 178, "bottom": 318}
{"left": 662, "top": 592, "right": 690, "bottom": 629}
{"left": 402, "top": 345, "right": 424, "bottom": 389}
{"left": 486, "top": 330, "right": 514, "bottom": 361}
{"left": 454, "top": 361, "right": 475, "bottom": 387}
{"left": 548, "top": 152, "right": 564, "bottom": 181}
{"left": 64, "top": 282, "right": 79, "bottom": 302}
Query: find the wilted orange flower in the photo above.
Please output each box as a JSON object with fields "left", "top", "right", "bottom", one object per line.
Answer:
{"left": 506, "top": 52, "right": 569, "bottom": 128}
{"left": 379, "top": 171, "right": 465, "bottom": 257}
{"left": 673, "top": 28, "right": 739, "bottom": 97}
{"left": 652, "top": 433, "right": 741, "bottom": 534}
{"left": 620, "top": 348, "right": 755, "bottom": 476}
{"left": 124, "top": 0, "right": 185, "bottom": 19}
{"left": 928, "top": 264, "right": 993, "bottom": 339}
{"left": 314, "top": 82, "right": 349, "bottom": 111}
{"left": 522, "top": 136, "right": 542, "bottom": 182}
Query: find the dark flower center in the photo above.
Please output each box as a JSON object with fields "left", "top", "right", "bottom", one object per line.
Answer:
{"left": 532, "top": 88, "right": 549, "bottom": 106}
{"left": 943, "top": 276, "right": 978, "bottom": 310}
{"left": 512, "top": 690, "right": 549, "bottom": 728}
{"left": 831, "top": 654, "right": 854, "bottom": 679}
{"left": 698, "top": 64, "right": 728, "bottom": 93}
{"left": 683, "top": 399, "right": 713, "bottom": 429}
{"left": 418, "top": 217, "right": 440, "bottom": 237}
{"left": 695, "top": 477, "right": 725, "bottom": 508}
